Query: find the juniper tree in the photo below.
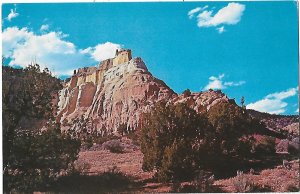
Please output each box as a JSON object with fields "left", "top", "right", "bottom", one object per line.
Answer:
{"left": 3, "top": 64, "right": 80, "bottom": 192}
{"left": 140, "top": 102, "right": 214, "bottom": 181}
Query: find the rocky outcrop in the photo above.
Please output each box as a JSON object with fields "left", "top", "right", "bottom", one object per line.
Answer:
{"left": 113, "top": 49, "right": 132, "bottom": 66}
{"left": 57, "top": 50, "right": 177, "bottom": 133}
{"left": 171, "top": 89, "right": 230, "bottom": 113}
{"left": 57, "top": 49, "right": 231, "bottom": 134}
{"left": 282, "top": 123, "right": 299, "bottom": 136}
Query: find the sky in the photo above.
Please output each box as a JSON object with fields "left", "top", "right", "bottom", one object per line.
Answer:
{"left": 2, "top": 1, "right": 299, "bottom": 115}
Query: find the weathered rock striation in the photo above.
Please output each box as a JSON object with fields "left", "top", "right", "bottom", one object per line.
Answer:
{"left": 57, "top": 49, "right": 230, "bottom": 134}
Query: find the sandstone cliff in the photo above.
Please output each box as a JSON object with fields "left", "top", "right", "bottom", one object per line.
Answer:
{"left": 57, "top": 49, "right": 230, "bottom": 134}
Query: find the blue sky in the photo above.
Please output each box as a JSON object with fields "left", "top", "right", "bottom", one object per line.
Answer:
{"left": 2, "top": 1, "right": 299, "bottom": 115}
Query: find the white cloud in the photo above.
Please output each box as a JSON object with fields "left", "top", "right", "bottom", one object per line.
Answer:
{"left": 82, "top": 42, "right": 122, "bottom": 62}
{"left": 2, "top": 26, "right": 121, "bottom": 75}
{"left": 6, "top": 6, "right": 19, "bottom": 21}
{"left": 248, "top": 99, "right": 287, "bottom": 114}
{"left": 2, "top": 27, "right": 32, "bottom": 58}
{"left": 190, "top": 3, "right": 245, "bottom": 33}
{"left": 40, "top": 24, "right": 49, "bottom": 32}
{"left": 204, "top": 73, "right": 245, "bottom": 90}
{"left": 224, "top": 80, "right": 245, "bottom": 87}
{"left": 197, "top": 3, "right": 245, "bottom": 27}
{"left": 2, "top": 27, "right": 123, "bottom": 76}
{"left": 3, "top": 27, "right": 95, "bottom": 75}
{"left": 265, "top": 87, "right": 298, "bottom": 100}
{"left": 216, "top": 26, "right": 225, "bottom": 34}
{"left": 204, "top": 74, "right": 225, "bottom": 90}
{"left": 247, "top": 87, "right": 298, "bottom": 114}
{"left": 188, "top": 6, "right": 208, "bottom": 19}
{"left": 296, "top": 108, "right": 299, "bottom": 113}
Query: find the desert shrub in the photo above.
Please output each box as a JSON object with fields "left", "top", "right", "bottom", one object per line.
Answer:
{"left": 93, "top": 134, "right": 118, "bottom": 145}
{"left": 173, "top": 171, "right": 216, "bottom": 193}
{"left": 141, "top": 102, "right": 214, "bottom": 182}
{"left": 232, "top": 171, "right": 254, "bottom": 193}
{"left": 231, "top": 171, "right": 272, "bottom": 193}
{"left": 73, "top": 161, "right": 91, "bottom": 175}
{"left": 103, "top": 140, "right": 124, "bottom": 153}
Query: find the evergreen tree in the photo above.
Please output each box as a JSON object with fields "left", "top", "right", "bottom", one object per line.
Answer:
{"left": 140, "top": 102, "right": 214, "bottom": 181}
{"left": 207, "top": 101, "right": 258, "bottom": 157}
{"left": 3, "top": 64, "right": 80, "bottom": 192}
{"left": 241, "top": 96, "right": 246, "bottom": 110}
{"left": 183, "top": 89, "right": 191, "bottom": 97}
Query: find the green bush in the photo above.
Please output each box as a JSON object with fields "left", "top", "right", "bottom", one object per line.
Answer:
{"left": 141, "top": 101, "right": 263, "bottom": 182}
{"left": 4, "top": 122, "right": 81, "bottom": 192}
{"left": 207, "top": 101, "right": 259, "bottom": 157}
{"left": 140, "top": 102, "right": 214, "bottom": 182}
{"left": 2, "top": 64, "right": 80, "bottom": 192}
{"left": 73, "top": 161, "right": 91, "bottom": 175}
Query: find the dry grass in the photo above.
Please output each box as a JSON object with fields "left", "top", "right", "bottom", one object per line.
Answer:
{"left": 214, "top": 159, "right": 299, "bottom": 192}
{"left": 77, "top": 149, "right": 153, "bottom": 180}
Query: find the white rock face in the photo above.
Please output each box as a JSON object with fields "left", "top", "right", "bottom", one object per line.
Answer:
{"left": 56, "top": 53, "right": 230, "bottom": 134}
{"left": 57, "top": 57, "right": 176, "bottom": 133}
{"left": 57, "top": 87, "right": 70, "bottom": 112}
{"left": 104, "top": 58, "right": 148, "bottom": 84}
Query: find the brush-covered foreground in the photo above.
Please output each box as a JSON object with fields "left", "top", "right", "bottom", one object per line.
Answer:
{"left": 40, "top": 137, "right": 299, "bottom": 193}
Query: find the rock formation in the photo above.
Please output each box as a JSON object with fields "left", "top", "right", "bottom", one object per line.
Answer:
{"left": 57, "top": 49, "right": 230, "bottom": 134}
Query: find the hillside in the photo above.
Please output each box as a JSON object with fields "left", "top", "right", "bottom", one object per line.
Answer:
{"left": 248, "top": 109, "right": 298, "bottom": 131}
